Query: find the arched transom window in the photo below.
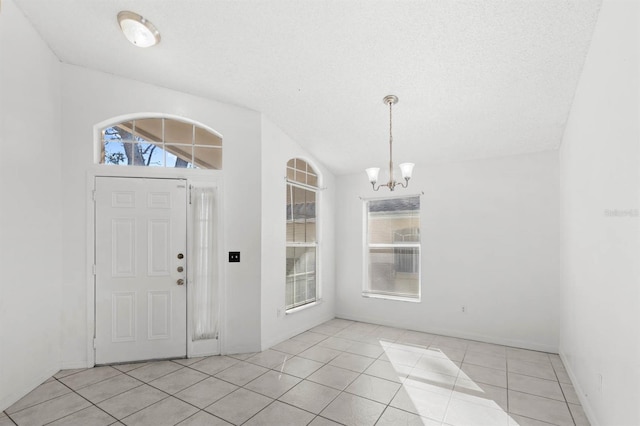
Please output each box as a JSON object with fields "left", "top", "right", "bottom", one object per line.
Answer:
{"left": 100, "top": 117, "right": 222, "bottom": 169}
{"left": 285, "top": 158, "right": 319, "bottom": 311}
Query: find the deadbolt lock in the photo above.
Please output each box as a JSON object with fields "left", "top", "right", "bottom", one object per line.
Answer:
{"left": 177, "top": 266, "right": 184, "bottom": 273}
{"left": 177, "top": 253, "right": 184, "bottom": 259}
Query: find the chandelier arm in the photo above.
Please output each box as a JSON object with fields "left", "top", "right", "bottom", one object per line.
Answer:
{"left": 396, "top": 178, "right": 410, "bottom": 189}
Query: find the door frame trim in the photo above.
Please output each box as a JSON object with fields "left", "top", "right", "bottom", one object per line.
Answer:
{"left": 86, "top": 166, "right": 225, "bottom": 367}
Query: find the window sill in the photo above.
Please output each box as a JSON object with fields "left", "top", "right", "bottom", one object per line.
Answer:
{"left": 362, "top": 293, "right": 421, "bottom": 303}
{"left": 285, "top": 299, "right": 323, "bottom": 315}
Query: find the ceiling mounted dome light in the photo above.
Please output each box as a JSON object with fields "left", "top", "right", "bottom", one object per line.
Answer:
{"left": 365, "top": 95, "right": 414, "bottom": 191}
{"left": 117, "top": 11, "right": 161, "bottom": 48}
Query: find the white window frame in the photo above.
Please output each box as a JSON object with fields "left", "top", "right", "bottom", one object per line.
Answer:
{"left": 96, "top": 113, "right": 223, "bottom": 169}
{"left": 363, "top": 194, "right": 422, "bottom": 302}
{"left": 285, "top": 159, "right": 321, "bottom": 312}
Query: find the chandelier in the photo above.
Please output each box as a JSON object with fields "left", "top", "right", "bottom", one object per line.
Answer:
{"left": 365, "top": 95, "right": 414, "bottom": 191}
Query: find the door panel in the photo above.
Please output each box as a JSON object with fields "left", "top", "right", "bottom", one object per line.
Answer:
{"left": 148, "top": 219, "right": 170, "bottom": 276}
{"left": 112, "top": 292, "right": 136, "bottom": 342}
{"left": 112, "top": 218, "right": 136, "bottom": 277}
{"left": 148, "top": 291, "right": 171, "bottom": 339}
{"left": 95, "top": 177, "right": 187, "bottom": 364}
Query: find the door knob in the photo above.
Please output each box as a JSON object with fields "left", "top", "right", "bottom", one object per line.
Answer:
{"left": 177, "top": 279, "right": 184, "bottom": 286}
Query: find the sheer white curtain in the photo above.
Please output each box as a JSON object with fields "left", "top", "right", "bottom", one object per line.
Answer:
{"left": 191, "top": 186, "right": 219, "bottom": 341}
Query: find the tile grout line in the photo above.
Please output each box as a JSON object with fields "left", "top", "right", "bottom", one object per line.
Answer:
{"left": 108, "top": 366, "right": 230, "bottom": 425}
{"left": 506, "top": 351, "right": 511, "bottom": 416}
{"left": 551, "top": 355, "right": 579, "bottom": 426}
{"left": 1, "top": 411, "right": 18, "bottom": 426}
{"left": 165, "top": 354, "right": 301, "bottom": 424}
{"left": 229, "top": 345, "right": 341, "bottom": 426}
{"left": 254, "top": 354, "right": 357, "bottom": 424}
{"left": 310, "top": 332, "right": 380, "bottom": 425}
{"left": 437, "top": 343, "right": 467, "bottom": 425}
{"left": 338, "top": 327, "right": 437, "bottom": 424}
{"left": 40, "top": 376, "right": 125, "bottom": 425}
{"left": 4, "top": 382, "right": 86, "bottom": 424}
{"left": 181, "top": 354, "right": 318, "bottom": 425}
{"left": 314, "top": 323, "right": 569, "bottom": 425}
{"left": 8, "top": 319, "right": 581, "bottom": 426}
{"left": 313, "top": 336, "right": 445, "bottom": 424}
{"left": 3, "top": 384, "right": 71, "bottom": 418}
{"left": 143, "top": 362, "right": 272, "bottom": 424}
{"left": 84, "top": 372, "right": 171, "bottom": 423}
{"left": 377, "top": 372, "right": 412, "bottom": 424}
{"left": 63, "top": 375, "right": 155, "bottom": 423}
{"left": 230, "top": 328, "right": 386, "bottom": 425}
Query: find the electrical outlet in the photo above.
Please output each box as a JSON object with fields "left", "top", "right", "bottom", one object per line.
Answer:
{"left": 461, "top": 305, "right": 467, "bottom": 313}
{"left": 229, "top": 251, "right": 240, "bottom": 262}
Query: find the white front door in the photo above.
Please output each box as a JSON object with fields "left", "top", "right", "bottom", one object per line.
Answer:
{"left": 95, "top": 177, "right": 187, "bottom": 364}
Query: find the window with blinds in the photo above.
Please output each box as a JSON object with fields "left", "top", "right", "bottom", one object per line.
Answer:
{"left": 286, "top": 158, "right": 319, "bottom": 311}
{"left": 364, "top": 196, "right": 421, "bottom": 300}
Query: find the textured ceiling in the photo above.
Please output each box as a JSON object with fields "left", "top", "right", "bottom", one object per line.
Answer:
{"left": 14, "top": 0, "right": 601, "bottom": 175}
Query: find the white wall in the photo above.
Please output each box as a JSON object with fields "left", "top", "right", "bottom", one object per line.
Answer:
{"left": 559, "top": 0, "right": 640, "bottom": 424}
{"left": 60, "top": 64, "right": 264, "bottom": 364}
{"left": 260, "top": 117, "right": 336, "bottom": 349}
{"left": 336, "top": 151, "right": 560, "bottom": 352}
{"left": 0, "top": 0, "right": 63, "bottom": 411}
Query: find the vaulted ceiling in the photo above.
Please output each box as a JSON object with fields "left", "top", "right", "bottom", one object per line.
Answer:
{"left": 14, "top": 0, "right": 601, "bottom": 175}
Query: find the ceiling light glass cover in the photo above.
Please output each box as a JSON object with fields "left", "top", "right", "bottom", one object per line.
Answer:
{"left": 117, "top": 11, "right": 161, "bottom": 48}
{"left": 366, "top": 95, "right": 414, "bottom": 191}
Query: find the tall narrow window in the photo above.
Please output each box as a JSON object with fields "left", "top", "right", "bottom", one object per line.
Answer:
{"left": 191, "top": 186, "right": 219, "bottom": 341}
{"left": 286, "top": 158, "right": 319, "bottom": 311}
{"left": 100, "top": 117, "right": 222, "bottom": 169}
{"left": 365, "top": 196, "right": 421, "bottom": 300}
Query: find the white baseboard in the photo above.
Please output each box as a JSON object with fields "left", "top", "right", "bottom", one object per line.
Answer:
{"left": 261, "top": 313, "right": 335, "bottom": 351}
{"left": 61, "top": 360, "right": 92, "bottom": 370}
{"left": 559, "top": 351, "right": 600, "bottom": 426}
{"left": 335, "top": 312, "right": 558, "bottom": 353}
{"left": 223, "top": 344, "right": 261, "bottom": 356}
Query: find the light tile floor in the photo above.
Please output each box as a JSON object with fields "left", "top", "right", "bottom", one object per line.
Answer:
{"left": 2, "top": 319, "right": 591, "bottom": 426}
